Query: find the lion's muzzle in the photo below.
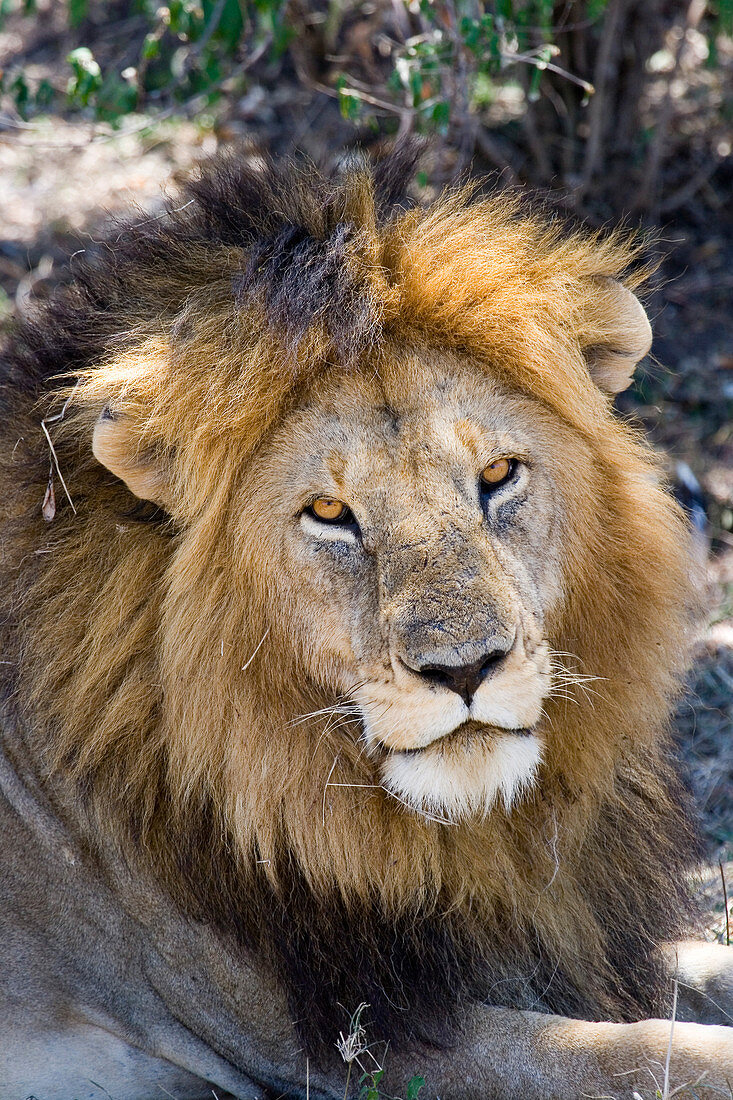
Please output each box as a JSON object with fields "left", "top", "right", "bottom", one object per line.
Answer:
{"left": 399, "top": 636, "right": 514, "bottom": 706}
{"left": 345, "top": 520, "right": 551, "bottom": 818}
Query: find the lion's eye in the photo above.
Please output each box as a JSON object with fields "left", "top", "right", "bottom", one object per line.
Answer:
{"left": 480, "top": 457, "right": 515, "bottom": 490}
{"left": 307, "top": 498, "right": 354, "bottom": 525}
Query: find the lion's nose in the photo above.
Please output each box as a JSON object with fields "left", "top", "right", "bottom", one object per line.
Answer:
{"left": 410, "top": 647, "right": 510, "bottom": 706}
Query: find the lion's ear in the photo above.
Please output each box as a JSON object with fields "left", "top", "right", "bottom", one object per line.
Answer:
{"left": 580, "top": 278, "right": 652, "bottom": 395}
{"left": 92, "top": 407, "right": 171, "bottom": 510}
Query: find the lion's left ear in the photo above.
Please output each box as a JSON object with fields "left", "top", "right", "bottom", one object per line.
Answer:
{"left": 580, "top": 278, "right": 652, "bottom": 395}
{"left": 92, "top": 407, "right": 172, "bottom": 511}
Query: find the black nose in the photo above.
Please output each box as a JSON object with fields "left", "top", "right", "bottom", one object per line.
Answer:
{"left": 416, "top": 648, "right": 509, "bottom": 705}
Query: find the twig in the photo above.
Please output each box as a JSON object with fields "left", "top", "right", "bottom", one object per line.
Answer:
{"left": 658, "top": 153, "right": 723, "bottom": 215}
{"left": 442, "top": 0, "right": 476, "bottom": 176}
{"left": 633, "top": 0, "right": 708, "bottom": 214}
{"left": 315, "top": 77, "right": 413, "bottom": 119}
{"left": 309, "top": 75, "right": 417, "bottom": 143}
{"left": 147, "top": 0, "right": 228, "bottom": 102}
{"left": 578, "top": 0, "right": 629, "bottom": 197}
{"left": 510, "top": 49, "right": 595, "bottom": 94}
{"left": 390, "top": 0, "right": 411, "bottom": 41}
{"left": 190, "top": 0, "right": 228, "bottom": 58}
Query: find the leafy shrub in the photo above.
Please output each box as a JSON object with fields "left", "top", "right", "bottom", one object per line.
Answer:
{"left": 1, "top": 1, "right": 730, "bottom": 214}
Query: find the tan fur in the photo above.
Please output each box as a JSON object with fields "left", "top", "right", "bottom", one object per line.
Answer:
{"left": 4, "top": 168, "right": 730, "bottom": 1094}
{"left": 32, "top": 193, "right": 684, "bottom": 903}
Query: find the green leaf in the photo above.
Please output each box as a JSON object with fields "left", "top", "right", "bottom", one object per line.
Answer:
{"left": 430, "top": 98, "right": 450, "bottom": 132}
{"left": 253, "top": 0, "right": 292, "bottom": 59}
{"left": 270, "top": 19, "right": 294, "bottom": 58}
{"left": 69, "top": 0, "right": 89, "bottom": 27}
{"left": 335, "top": 75, "right": 360, "bottom": 121}
{"left": 66, "top": 46, "right": 103, "bottom": 108}
{"left": 717, "top": 0, "right": 733, "bottom": 33}
{"left": 706, "top": 32, "right": 718, "bottom": 68}
{"left": 587, "top": 0, "right": 607, "bottom": 20}
{"left": 460, "top": 16, "right": 478, "bottom": 52}
{"left": 35, "top": 77, "right": 54, "bottom": 107}
{"left": 95, "top": 72, "right": 138, "bottom": 120}
{"left": 408, "top": 68, "right": 423, "bottom": 106}
{"left": 141, "top": 33, "right": 161, "bottom": 60}
{"left": 67, "top": 46, "right": 100, "bottom": 75}
{"left": 203, "top": 0, "right": 243, "bottom": 53}
{"left": 528, "top": 62, "right": 543, "bottom": 102}
{"left": 11, "top": 71, "right": 29, "bottom": 117}
{"left": 407, "top": 1075, "right": 426, "bottom": 1100}
{"left": 167, "top": 0, "right": 190, "bottom": 36}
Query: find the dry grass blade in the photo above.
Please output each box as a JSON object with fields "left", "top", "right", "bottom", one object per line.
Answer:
{"left": 720, "top": 860, "right": 730, "bottom": 947}
{"left": 40, "top": 402, "right": 77, "bottom": 516}
{"left": 241, "top": 628, "right": 270, "bottom": 672}
{"left": 336, "top": 1002, "right": 372, "bottom": 1100}
{"left": 663, "top": 978, "right": 678, "bottom": 1100}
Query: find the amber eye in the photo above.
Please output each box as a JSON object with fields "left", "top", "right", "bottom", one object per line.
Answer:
{"left": 480, "top": 457, "right": 514, "bottom": 489}
{"left": 307, "top": 498, "right": 354, "bottom": 525}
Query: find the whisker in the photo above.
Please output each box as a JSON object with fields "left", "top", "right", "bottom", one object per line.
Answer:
{"left": 290, "top": 706, "right": 362, "bottom": 727}
{"left": 326, "top": 782, "right": 382, "bottom": 789}
{"left": 545, "top": 691, "right": 581, "bottom": 705}
{"left": 309, "top": 720, "right": 340, "bottom": 766}
{"left": 381, "top": 786, "right": 458, "bottom": 828}
{"left": 549, "top": 668, "right": 605, "bottom": 686}
{"left": 548, "top": 688, "right": 597, "bottom": 712}
{"left": 547, "top": 648, "right": 607, "bottom": 712}
{"left": 292, "top": 678, "right": 373, "bottom": 727}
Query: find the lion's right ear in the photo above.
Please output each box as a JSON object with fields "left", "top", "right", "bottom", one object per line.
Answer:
{"left": 92, "top": 407, "right": 172, "bottom": 511}
{"left": 580, "top": 278, "right": 652, "bottom": 396}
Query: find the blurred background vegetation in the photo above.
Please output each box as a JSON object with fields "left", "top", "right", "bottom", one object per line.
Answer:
{"left": 1, "top": 0, "right": 731, "bottom": 216}
{"left": 0, "top": 0, "right": 732, "bottom": 907}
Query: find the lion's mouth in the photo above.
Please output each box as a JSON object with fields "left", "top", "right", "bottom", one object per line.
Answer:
{"left": 377, "top": 721, "right": 543, "bottom": 820}
{"left": 384, "top": 719, "right": 536, "bottom": 757}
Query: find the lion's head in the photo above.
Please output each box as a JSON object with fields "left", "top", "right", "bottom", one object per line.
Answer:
{"left": 2, "top": 152, "right": 701, "bottom": 1055}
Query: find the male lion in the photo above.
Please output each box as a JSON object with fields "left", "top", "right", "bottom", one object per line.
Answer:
{"left": 0, "top": 152, "right": 731, "bottom": 1100}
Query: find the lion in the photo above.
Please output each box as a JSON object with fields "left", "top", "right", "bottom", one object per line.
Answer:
{"left": 0, "top": 150, "right": 731, "bottom": 1100}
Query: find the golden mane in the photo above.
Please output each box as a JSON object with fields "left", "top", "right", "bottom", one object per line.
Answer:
{"left": 0, "top": 153, "right": 700, "bottom": 1054}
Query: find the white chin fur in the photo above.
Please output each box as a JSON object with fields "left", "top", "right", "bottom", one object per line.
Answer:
{"left": 380, "top": 731, "right": 542, "bottom": 821}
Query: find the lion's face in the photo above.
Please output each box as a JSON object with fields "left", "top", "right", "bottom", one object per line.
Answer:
{"left": 81, "top": 170, "right": 659, "bottom": 835}
{"left": 245, "top": 346, "right": 572, "bottom": 820}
